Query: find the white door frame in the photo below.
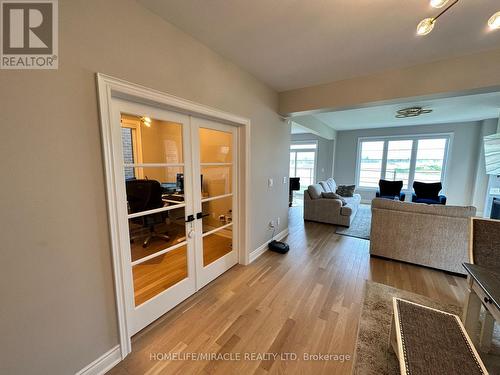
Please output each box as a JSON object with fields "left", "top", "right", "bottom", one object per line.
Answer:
{"left": 96, "top": 73, "right": 251, "bottom": 358}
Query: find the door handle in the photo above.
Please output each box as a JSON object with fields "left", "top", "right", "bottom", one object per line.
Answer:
{"left": 196, "top": 212, "right": 210, "bottom": 219}
{"left": 185, "top": 215, "right": 195, "bottom": 223}
{"left": 188, "top": 229, "right": 195, "bottom": 238}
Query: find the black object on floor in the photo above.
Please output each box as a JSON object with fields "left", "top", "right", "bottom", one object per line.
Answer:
{"left": 269, "top": 240, "right": 289, "bottom": 254}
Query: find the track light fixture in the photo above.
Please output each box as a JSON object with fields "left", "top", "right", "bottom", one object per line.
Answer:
{"left": 416, "top": 0, "right": 459, "bottom": 36}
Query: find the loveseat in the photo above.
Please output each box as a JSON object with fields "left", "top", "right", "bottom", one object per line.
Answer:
{"left": 303, "top": 178, "right": 361, "bottom": 227}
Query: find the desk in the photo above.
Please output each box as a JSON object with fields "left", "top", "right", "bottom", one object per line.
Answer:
{"left": 462, "top": 262, "right": 500, "bottom": 352}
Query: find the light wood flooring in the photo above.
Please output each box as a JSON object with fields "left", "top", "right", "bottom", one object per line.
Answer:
{"left": 110, "top": 206, "right": 468, "bottom": 375}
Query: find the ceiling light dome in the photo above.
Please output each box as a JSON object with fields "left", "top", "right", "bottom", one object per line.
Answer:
{"left": 430, "top": 0, "right": 450, "bottom": 8}
{"left": 417, "top": 18, "right": 435, "bottom": 35}
{"left": 488, "top": 11, "right": 500, "bottom": 30}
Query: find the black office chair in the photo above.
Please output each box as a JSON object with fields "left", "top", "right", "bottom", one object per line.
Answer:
{"left": 126, "top": 179, "right": 169, "bottom": 248}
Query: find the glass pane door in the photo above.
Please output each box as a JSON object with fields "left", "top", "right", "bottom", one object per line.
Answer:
{"left": 114, "top": 100, "right": 196, "bottom": 335}
{"left": 192, "top": 118, "right": 238, "bottom": 289}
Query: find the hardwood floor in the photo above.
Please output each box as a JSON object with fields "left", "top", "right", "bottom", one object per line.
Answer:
{"left": 109, "top": 206, "right": 468, "bottom": 375}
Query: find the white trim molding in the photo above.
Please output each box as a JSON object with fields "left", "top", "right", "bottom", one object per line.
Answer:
{"left": 75, "top": 346, "right": 121, "bottom": 375}
{"left": 249, "top": 228, "right": 290, "bottom": 263}
{"left": 96, "top": 73, "right": 251, "bottom": 364}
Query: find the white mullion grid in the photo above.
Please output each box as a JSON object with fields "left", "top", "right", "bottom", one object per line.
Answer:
{"left": 201, "top": 193, "right": 233, "bottom": 203}
{"left": 407, "top": 140, "right": 419, "bottom": 191}
{"left": 200, "top": 162, "right": 233, "bottom": 167}
{"left": 131, "top": 240, "right": 187, "bottom": 266}
{"left": 381, "top": 140, "right": 389, "bottom": 180}
{"left": 127, "top": 203, "right": 185, "bottom": 219}
{"left": 124, "top": 163, "right": 184, "bottom": 168}
{"left": 202, "top": 222, "right": 233, "bottom": 238}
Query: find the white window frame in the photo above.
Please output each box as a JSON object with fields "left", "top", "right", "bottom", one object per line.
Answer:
{"left": 290, "top": 140, "right": 318, "bottom": 185}
{"left": 355, "top": 133, "right": 452, "bottom": 193}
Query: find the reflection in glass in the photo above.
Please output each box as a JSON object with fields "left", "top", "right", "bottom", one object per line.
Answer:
{"left": 128, "top": 206, "right": 186, "bottom": 261}
{"left": 201, "top": 196, "right": 232, "bottom": 233}
{"left": 121, "top": 113, "right": 184, "bottom": 164}
{"left": 132, "top": 245, "right": 188, "bottom": 306}
{"left": 203, "top": 231, "right": 232, "bottom": 267}
{"left": 201, "top": 166, "right": 232, "bottom": 198}
{"left": 199, "top": 128, "right": 232, "bottom": 163}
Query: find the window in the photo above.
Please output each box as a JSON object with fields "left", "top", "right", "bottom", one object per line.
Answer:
{"left": 359, "top": 141, "right": 384, "bottom": 188}
{"left": 290, "top": 142, "right": 317, "bottom": 191}
{"left": 356, "top": 135, "right": 449, "bottom": 190}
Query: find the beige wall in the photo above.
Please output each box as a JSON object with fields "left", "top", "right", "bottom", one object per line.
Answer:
{"left": 279, "top": 48, "right": 500, "bottom": 116}
{"left": 0, "top": 1, "right": 289, "bottom": 374}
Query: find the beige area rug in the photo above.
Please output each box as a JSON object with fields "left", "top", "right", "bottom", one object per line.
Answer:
{"left": 353, "top": 281, "right": 500, "bottom": 374}
{"left": 335, "top": 204, "right": 371, "bottom": 240}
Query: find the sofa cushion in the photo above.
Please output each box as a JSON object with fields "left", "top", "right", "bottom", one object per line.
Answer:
{"left": 336, "top": 184, "right": 356, "bottom": 197}
{"left": 326, "top": 178, "right": 337, "bottom": 192}
{"left": 371, "top": 198, "right": 476, "bottom": 218}
{"left": 413, "top": 181, "right": 442, "bottom": 200}
{"left": 322, "top": 192, "right": 347, "bottom": 205}
{"left": 319, "top": 181, "right": 332, "bottom": 192}
{"left": 307, "top": 184, "right": 324, "bottom": 199}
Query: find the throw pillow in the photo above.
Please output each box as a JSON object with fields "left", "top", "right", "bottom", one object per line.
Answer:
{"left": 321, "top": 192, "right": 347, "bottom": 206}
{"left": 336, "top": 184, "right": 356, "bottom": 197}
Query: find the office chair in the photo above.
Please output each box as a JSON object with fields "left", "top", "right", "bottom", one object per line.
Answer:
{"left": 126, "top": 179, "right": 170, "bottom": 248}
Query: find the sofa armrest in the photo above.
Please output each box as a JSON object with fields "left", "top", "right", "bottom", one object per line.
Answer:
{"left": 376, "top": 189, "right": 381, "bottom": 197}
{"left": 439, "top": 195, "right": 447, "bottom": 205}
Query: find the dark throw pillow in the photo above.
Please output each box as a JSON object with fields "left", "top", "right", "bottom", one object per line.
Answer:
{"left": 321, "top": 192, "right": 347, "bottom": 206}
{"left": 379, "top": 179, "right": 403, "bottom": 197}
{"left": 413, "top": 181, "right": 442, "bottom": 200}
{"left": 336, "top": 184, "right": 355, "bottom": 197}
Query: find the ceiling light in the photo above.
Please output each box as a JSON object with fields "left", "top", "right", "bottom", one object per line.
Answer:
{"left": 417, "top": 18, "right": 435, "bottom": 35}
{"left": 396, "top": 107, "right": 433, "bottom": 118}
{"left": 416, "top": 0, "right": 459, "bottom": 36}
{"left": 488, "top": 11, "right": 500, "bottom": 30}
{"left": 430, "top": 0, "right": 450, "bottom": 8}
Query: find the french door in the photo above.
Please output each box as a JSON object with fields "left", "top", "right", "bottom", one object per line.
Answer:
{"left": 111, "top": 99, "right": 238, "bottom": 335}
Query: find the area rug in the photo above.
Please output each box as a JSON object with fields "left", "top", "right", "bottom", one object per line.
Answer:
{"left": 353, "top": 281, "right": 500, "bottom": 375}
{"left": 335, "top": 204, "right": 371, "bottom": 240}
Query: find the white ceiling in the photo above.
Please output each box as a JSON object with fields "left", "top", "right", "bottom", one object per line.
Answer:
{"left": 313, "top": 92, "right": 500, "bottom": 131}
{"left": 138, "top": 0, "right": 500, "bottom": 91}
{"left": 291, "top": 123, "right": 311, "bottom": 134}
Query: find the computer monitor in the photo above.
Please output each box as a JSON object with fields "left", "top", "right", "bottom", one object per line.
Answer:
{"left": 176, "top": 173, "right": 203, "bottom": 193}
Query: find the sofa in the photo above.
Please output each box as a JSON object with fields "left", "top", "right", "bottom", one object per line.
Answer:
{"left": 303, "top": 178, "right": 361, "bottom": 227}
{"left": 370, "top": 198, "right": 476, "bottom": 274}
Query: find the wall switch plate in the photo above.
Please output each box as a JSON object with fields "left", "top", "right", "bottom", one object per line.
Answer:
{"left": 283, "top": 177, "right": 287, "bottom": 184}
{"left": 268, "top": 178, "right": 274, "bottom": 188}
{"left": 490, "top": 188, "right": 500, "bottom": 195}
{"left": 277, "top": 217, "right": 280, "bottom": 226}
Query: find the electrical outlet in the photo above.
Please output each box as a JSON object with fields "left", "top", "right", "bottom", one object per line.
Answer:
{"left": 268, "top": 220, "right": 275, "bottom": 229}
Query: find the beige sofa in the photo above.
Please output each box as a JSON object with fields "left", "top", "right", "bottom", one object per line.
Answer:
{"left": 304, "top": 178, "right": 361, "bottom": 227}
{"left": 370, "top": 198, "right": 476, "bottom": 274}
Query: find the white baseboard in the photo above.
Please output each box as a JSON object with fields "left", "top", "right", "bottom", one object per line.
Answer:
{"left": 75, "top": 345, "right": 121, "bottom": 375}
{"left": 249, "top": 228, "right": 289, "bottom": 263}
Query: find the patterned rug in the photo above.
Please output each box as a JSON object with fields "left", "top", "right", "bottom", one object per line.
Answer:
{"left": 353, "top": 281, "right": 500, "bottom": 374}
{"left": 335, "top": 204, "right": 371, "bottom": 240}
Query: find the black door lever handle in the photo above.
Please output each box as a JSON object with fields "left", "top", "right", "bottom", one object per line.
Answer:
{"left": 196, "top": 212, "right": 210, "bottom": 219}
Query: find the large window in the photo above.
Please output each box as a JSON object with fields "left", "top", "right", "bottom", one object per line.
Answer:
{"left": 357, "top": 135, "right": 449, "bottom": 189}
{"left": 290, "top": 142, "right": 317, "bottom": 191}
